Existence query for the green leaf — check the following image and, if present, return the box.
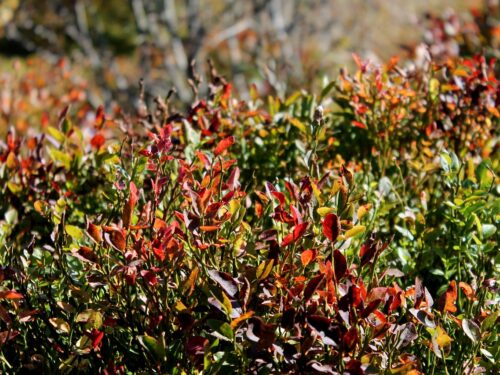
[207,320,234,341]
[48,147,72,169]
[62,118,72,134]
[320,81,336,101]
[439,152,452,173]
[462,319,480,342]
[482,224,496,239]
[138,335,166,362]
[4,208,17,225]
[480,348,495,363]
[481,311,498,332]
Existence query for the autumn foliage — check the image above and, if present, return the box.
[0,7,499,375]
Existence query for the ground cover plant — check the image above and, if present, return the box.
[0,4,499,375]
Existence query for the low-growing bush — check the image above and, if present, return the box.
[0,7,498,374]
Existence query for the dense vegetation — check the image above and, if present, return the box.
[0,4,498,375]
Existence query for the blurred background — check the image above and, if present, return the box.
[0,0,496,111]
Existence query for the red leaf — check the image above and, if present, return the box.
[304,274,324,302]
[281,222,308,247]
[94,105,105,129]
[271,191,286,207]
[153,247,165,262]
[333,249,347,281]
[140,270,158,286]
[255,202,263,218]
[361,299,382,318]
[322,214,340,242]
[281,232,295,247]
[214,136,235,156]
[352,53,364,69]
[343,326,359,351]
[78,246,98,263]
[87,329,104,349]
[227,167,240,190]
[186,336,208,357]
[222,83,232,102]
[352,121,367,129]
[90,133,105,149]
[359,236,377,267]
[196,150,211,168]
[306,315,338,346]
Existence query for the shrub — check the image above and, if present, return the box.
[0,8,498,374]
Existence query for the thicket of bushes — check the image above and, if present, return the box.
[0,5,498,375]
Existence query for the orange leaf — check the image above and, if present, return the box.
[122,182,138,229]
[0,290,23,299]
[230,311,254,329]
[214,136,235,156]
[301,249,316,266]
[109,230,126,251]
[199,225,219,232]
[87,223,102,243]
[438,281,457,313]
[458,281,475,301]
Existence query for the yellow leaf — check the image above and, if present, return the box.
[7,182,22,194]
[357,204,372,220]
[6,152,17,169]
[344,225,366,239]
[311,181,324,205]
[222,292,232,316]
[256,259,274,280]
[331,179,343,195]
[429,78,440,99]
[47,126,65,143]
[229,199,240,216]
[435,326,452,348]
[65,225,83,240]
[175,301,188,312]
[317,207,334,217]
[285,91,301,106]
[289,117,307,133]
[48,147,72,169]
[34,200,46,214]
[453,68,469,77]
[183,267,199,296]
